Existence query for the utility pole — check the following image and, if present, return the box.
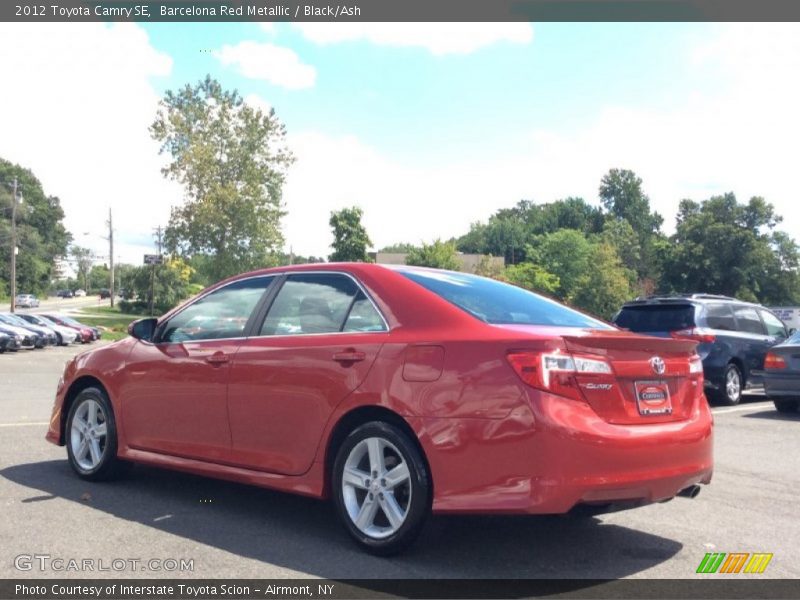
[9,177,18,313]
[149,226,163,316]
[107,208,115,308]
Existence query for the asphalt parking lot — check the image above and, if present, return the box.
[1,343,799,580]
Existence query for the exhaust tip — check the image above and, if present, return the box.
[677,484,701,499]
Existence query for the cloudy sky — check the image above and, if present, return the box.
[1,22,799,264]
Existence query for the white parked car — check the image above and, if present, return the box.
[14,294,40,308]
[73,289,87,297]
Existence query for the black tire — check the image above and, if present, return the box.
[774,399,800,414]
[713,363,743,406]
[65,387,130,481]
[332,421,431,556]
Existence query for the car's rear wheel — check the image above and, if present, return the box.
[66,387,129,480]
[333,422,430,555]
[714,363,742,405]
[774,399,799,413]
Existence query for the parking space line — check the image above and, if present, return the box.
[712,403,772,415]
[0,422,49,427]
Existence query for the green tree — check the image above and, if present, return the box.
[572,242,634,319]
[88,264,110,292]
[599,169,663,237]
[457,198,604,264]
[378,242,417,253]
[150,76,294,282]
[329,206,372,262]
[500,262,560,296]
[662,193,800,303]
[0,158,71,296]
[406,239,460,270]
[120,257,195,314]
[599,169,664,281]
[599,219,640,273]
[70,246,94,291]
[531,229,593,303]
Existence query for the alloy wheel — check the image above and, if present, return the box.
[69,399,108,471]
[341,437,412,539]
[726,368,741,403]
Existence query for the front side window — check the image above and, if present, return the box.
[733,306,766,335]
[399,268,612,329]
[260,273,386,336]
[160,276,274,343]
[759,309,787,338]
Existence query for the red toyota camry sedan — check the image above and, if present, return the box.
[47,264,713,554]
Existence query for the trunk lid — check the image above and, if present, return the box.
[562,331,703,424]
[496,325,705,425]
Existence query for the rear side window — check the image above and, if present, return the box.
[260,273,387,336]
[733,306,766,335]
[703,303,737,331]
[614,304,696,332]
[759,309,787,337]
[399,269,611,329]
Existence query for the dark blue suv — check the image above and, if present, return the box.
[613,294,790,405]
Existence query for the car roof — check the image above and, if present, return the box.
[621,294,766,309]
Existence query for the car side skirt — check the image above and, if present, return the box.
[119,447,326,498]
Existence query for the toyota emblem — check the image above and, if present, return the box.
[650,356,666,375]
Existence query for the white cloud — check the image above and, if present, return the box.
[294,23,533,55]
[282,132,531,257]
[0,22,180,265]
[244,93,273,115]
[284,24,800,256]
[214,41,316,89]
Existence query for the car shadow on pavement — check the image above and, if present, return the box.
[742,409,800,421]
[2,460,682,581]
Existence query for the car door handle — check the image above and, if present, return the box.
[205,352,230,366]
[333,350,366,363]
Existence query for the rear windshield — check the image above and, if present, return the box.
[614,304,696,332]
[399,269,612,329]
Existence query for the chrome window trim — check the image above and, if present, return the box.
[153,270,389,346]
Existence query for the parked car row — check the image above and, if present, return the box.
[612,293,799,413]
[0,312,101,353]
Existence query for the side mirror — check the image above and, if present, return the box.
[128,318,157,342]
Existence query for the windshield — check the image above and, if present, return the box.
[398,268,612,329]
[4,314,32,326]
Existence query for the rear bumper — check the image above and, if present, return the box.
[421,392,713,515]
[764,373,800,398]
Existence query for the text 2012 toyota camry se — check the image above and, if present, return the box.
[46,264,713,554]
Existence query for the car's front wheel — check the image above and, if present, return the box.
[66,387,129,480]
[774,399,799,413]
[333,422,431,555]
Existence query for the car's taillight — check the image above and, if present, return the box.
[689,354,704,374]
[670,328,716,344]
[507,351,612,401]
[764,352,787,369]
